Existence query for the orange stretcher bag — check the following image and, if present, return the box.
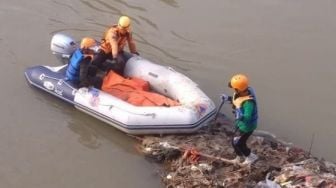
[101,71,179,106]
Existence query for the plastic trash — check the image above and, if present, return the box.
[256,173,281,188]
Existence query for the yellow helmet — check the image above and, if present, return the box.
[80,37,97,49]
[229,74,249,92]
[118,16,131,29]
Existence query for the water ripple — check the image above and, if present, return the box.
[159,0,179,8]
[50,28,102,35]
[51,0,80,15]
[48,18,66,25]
[138,16,158,30]
[135,33,177,60]
[79,0,118,15]
[134,33,193,71]
[90,0,121,13]
[85,0,142,26]
[85,18,110,28]
[171,30,197,43]
[114,0,147,12]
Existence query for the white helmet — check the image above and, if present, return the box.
[50,33,78,57]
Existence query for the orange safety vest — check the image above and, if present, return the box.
[100,25,136,55]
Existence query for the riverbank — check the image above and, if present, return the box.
[134,114,336,187]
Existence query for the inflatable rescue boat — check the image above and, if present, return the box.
[24,34,216,135]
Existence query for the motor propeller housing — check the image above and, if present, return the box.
[50,33,78,58]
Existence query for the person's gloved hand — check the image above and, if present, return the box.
[111,58,117,64]
[116,55,124,64]
[235,108,243,120]
[221,94,231,102]
[111,55,122,64]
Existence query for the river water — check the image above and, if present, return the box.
[0,0,335,187]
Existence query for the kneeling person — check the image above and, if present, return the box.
[65,37,102,88]
[92,16,139,75]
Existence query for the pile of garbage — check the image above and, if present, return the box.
[135,114,336,187]
[270,159,336,187]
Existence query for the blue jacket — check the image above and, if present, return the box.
[65,49,84,81]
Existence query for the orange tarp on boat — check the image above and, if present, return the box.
[101,71,180,106]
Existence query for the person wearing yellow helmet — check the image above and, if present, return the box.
[92,15,139,75]
[221,74,259,165]
[65,37,102,88]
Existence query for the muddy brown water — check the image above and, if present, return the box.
[0,0,335,187]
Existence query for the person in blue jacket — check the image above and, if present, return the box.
[65,37,102,88]
[221,74,259,165]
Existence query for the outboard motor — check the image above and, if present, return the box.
[51,33,78,62]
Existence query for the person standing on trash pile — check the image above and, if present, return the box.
[65,37,102,89]
[221,74,259,165]
[91,15,139,75]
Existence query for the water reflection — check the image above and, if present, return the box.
[67,110,140,153]
[30,88,74,115]
[67,111,102,149]
[30,87,138,152]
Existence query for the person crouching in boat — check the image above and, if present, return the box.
[91,15,139,75]
[221,74,259,165]
[65,37,102,89]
